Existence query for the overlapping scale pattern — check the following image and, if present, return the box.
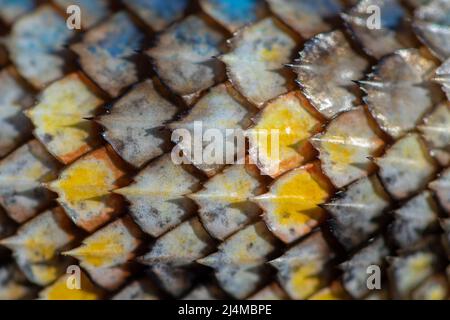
[0,0,449,301]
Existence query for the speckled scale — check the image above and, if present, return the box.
[270,231,335,300]
[190,164,264,240]
[292,30,369,119]
[4,5,72,88]
[342,0,415,59]
[360,49,441,139]
[418,102,450,166]
[123,0,189,31]
[139,217,215,267]
[413,0,450,61]
[71,12,144,97]
[390,191,440,249]
[200,0,267,32]
[198,222,279,299]
[0,0,35,25]
[97,79,179,168]
[53,0,110,29]
[220,18,297,107]
[0,140,60,223]
[267,0,342,38]
[341,237,390,299]
[325,175,391,250]
[434,59,450,99]
[429,167,450,214]
[115,154,201,237]
[64,216,142,290]
[147,15,225,104]
[0,67,33,158]
[376,133,437,200]
[0,207,77,286]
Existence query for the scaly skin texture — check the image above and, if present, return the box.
[0,0,449,300]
